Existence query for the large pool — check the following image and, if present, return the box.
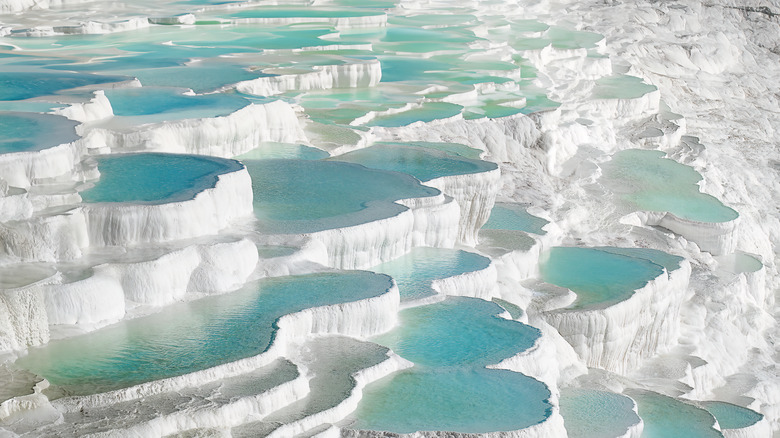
[80,153,244,205]
[16,271,393,395]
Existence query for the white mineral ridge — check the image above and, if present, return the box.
[40,238,258,332]
[623,211,739,256]
[543,260,692,375]
[55,90,115,123]
[0,207,89,262]
[83,165,253,246]
[297,192,460,270]
[424,166,500,246]
[266,352,413,438]
[0,280,52,351]
[430,259,499,302]
[51,280,400,407]
[0,139,89,189]
[234,60,382,96]
[88,100,305,158]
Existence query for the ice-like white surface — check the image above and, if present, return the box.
[89,100,305,158]
[84,163,253,246]
[235,60,382,97]
[542,260,692,374]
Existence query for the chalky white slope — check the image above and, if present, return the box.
[0,0,777,436]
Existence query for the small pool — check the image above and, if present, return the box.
[560,388,641,438]
[351,368,552,434]
[16,271,393,395]
[540,247,681,310]
[374,297,540,367]
[227,8,384,19]
[602,149,739,223]
[80,153,243,205]
[0,71,129,101]
[627,390,723,438]
[330,143,496,182]
[0,112,80,154]
[104,87,251,120]
[236,143,329,161]
[366,102,463,127]
[350,297,549,434]
[701,401,763,430]
[370,247,491,302]
[592,75,657,100]
[246,159,439,234]
[483,203,549,235]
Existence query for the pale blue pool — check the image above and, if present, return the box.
[628,390,723,438]
[560,388,641,438]
[245,159,439,234]
[0,112,80,154]
[603,149,739,223]
[592,75,657,99]
[374,297,540,367]
[370,247,491,302]
[483,203,549,235]
[330,143,496,182]
[540,247,680,310]
[105,87,251,120]
[80,153,243,205]
[701,401,763,430]
[0,71,129,101]
[16,271,393,395]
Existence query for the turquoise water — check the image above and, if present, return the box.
[351,297,549,434]
[716,252,763,274]
[235,143,329,160]
[80,153,243,205]
[16,272,392,395]
[370,247,491,302]
[592,75,657,99]
[483,203,549,235]
[560,388,641,438]
[628,391,723,438]
[228,8,384,19]
[0,112,80,154]
[540,247,678,310]
[104,87,251,119]
[352,368,551,434]
[603,149,738,223]
[375,297,540,367]
[366,102,463,127]
[245,159,439,234]
[129,64,273,94]
[701,401,763,430]
[375,141,482,159]
[331,143,496,182]
[0,71,129,101]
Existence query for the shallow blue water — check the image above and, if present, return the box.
[105,87,251,119]
[352,297,549,434]
[701,401,763,430]
[331,143,496,182]
[0,71,129,101]
[540,247,675,310]
[560,388,641,438]
[370,247,491,301]
[603,149,738,223]
[352,368,551,434]
[0,112,80,154]
[628,391,723,438]
[366,102,463,127]
[245,159,439,234]
[592,75,657,99]
[375,297,540,367]
[80,153,243,204]
[483,203,549,235]
[16,272,392,395]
